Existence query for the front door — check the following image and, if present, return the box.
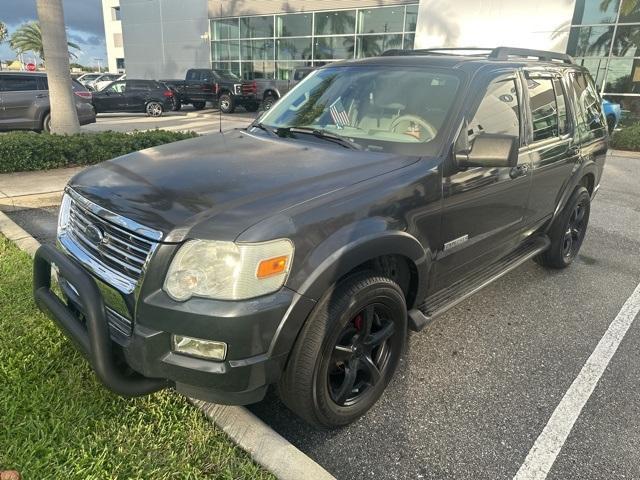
[435,73,533,289]
[94,80,126,112]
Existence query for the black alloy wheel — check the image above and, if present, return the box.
[328,304,396,407]
[562,197,588,261]
[535,186,591,269]
[278,272,407,428]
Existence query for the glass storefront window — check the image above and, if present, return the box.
[211,41,240,62]
[276,13,312,37]
[357,34,403,58]
[241,60,275,80]
[240,40,273,61]
[619,0,640,23]
[276,61,309,80]
[572,0,620,24]
[240,16,274,39]
[404,34,416,50]
[567,26,614,56]
[405,5,419,32]
[213,62,241,77]
[575,57,609,89]
[358,6,405,34]
[212,18,239,40]
[277,38,313,61]
[315,37,355,60]
[612,25,640,56]
[604,57,640,93]
[314,10,356,36]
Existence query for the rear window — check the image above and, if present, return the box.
[0,75,42,92]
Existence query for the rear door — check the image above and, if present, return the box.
[523,71,577,223]
[125,80,150,111]
[0,74,41,129]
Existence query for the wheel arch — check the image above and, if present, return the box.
[548,162,598,231]
[263,89,279,100]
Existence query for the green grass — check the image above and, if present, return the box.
[0,237,274,480]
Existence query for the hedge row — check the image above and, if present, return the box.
[0,130,199,174]
[610,122,640,152]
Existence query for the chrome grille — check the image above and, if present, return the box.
[60,191,161,294]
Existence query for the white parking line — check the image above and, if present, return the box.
[514,281,640,480]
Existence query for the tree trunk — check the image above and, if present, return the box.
[36,0,80,134]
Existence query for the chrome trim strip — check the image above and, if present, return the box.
[66,187,163,241]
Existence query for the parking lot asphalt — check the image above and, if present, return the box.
[81,106,257,135]
[6,153,639,480]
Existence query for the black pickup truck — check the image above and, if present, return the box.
[35,47,607,428]
[163,68,259,113]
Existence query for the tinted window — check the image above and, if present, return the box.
[0,75,41,92]
[569,71,605,140]
[553,78,570,136]
[469,79,520,143]
[528,78,559,142]
[128,80,155,90]
[105,81,126,93]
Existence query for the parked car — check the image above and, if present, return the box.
[163,68,259,114]
[603,98,621,133]
[34,47,608,428]
[0,72,95,132]
[252,67,316,110]
[76,72,103,87]
[88,73,123,92]
[91,79,174,117]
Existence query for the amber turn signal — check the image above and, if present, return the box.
[257,255,288,279]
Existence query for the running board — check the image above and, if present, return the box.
[414,236,550,329]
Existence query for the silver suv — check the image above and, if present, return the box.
[0,72,96,133]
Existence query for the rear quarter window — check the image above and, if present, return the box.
[568,71,606,142]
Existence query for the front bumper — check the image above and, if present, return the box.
[33,244,316,404]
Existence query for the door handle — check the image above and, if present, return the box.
[510,164,529,179]
[36,93,48,98]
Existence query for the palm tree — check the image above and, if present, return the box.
[587,0,640,56]
[36,0,80,134]
[10,21,79,61]
[0,21,7,44]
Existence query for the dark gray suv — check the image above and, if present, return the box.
[0,72,96,132]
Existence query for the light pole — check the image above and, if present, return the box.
[94,57,103,73]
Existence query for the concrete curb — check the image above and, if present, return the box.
[192,400,335,480]
[0,209,335,480]
[609,149,640,159]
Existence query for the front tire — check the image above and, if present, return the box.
[146,101,164,117]
[262,95,277,111]
[278,272,407,428]
[606,114,617,134]
[536,186,591,269]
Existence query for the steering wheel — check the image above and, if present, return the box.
[389,115,438,141]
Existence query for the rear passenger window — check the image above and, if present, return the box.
[569,72,605,141]
[552,78,569,136]
[0,75,40,92]
[527,78,558,142]
[468,79,520,143]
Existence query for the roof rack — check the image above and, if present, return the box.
[381,46,575,64]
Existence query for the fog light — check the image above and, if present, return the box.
[172,335,227,361]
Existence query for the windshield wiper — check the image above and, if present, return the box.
[280,127,362,150]
[249,122,277,136]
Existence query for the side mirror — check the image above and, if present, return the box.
[456,133,519,169]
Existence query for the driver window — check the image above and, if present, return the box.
[468,79,520,145]
[106,81,126,93]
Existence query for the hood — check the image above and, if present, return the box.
[69,131,418,241]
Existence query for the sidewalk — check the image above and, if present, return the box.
[0,166,82,211]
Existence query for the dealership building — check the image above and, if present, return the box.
[109,0,639,114]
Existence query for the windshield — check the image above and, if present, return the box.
[258,65,461,154]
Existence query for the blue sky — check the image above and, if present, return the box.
[0,0,107,67]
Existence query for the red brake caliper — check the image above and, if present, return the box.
[354,314,363,331]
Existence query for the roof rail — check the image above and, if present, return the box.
[488,47,575,64]
[381,46,575,64]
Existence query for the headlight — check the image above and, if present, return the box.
[164,239,294,301]
[57,193,72,236]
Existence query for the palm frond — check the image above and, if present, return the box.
[9,21,80,60]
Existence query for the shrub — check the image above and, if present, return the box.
[610,122,640,152]
[0,130,199,174]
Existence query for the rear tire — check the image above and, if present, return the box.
[42,113,51,133]
[192,101,206,110]
[219,93,235,114]
[536,186,590,269]
[278,271,407,428]
[606,114,617,134]
[145,101,164,117]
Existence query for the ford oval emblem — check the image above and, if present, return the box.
[85,224,105,245]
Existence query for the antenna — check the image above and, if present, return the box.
[219,100,222,134]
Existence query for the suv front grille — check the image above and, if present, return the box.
[59,190,162,295]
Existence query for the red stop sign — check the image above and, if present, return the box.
[26,63,36,71]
